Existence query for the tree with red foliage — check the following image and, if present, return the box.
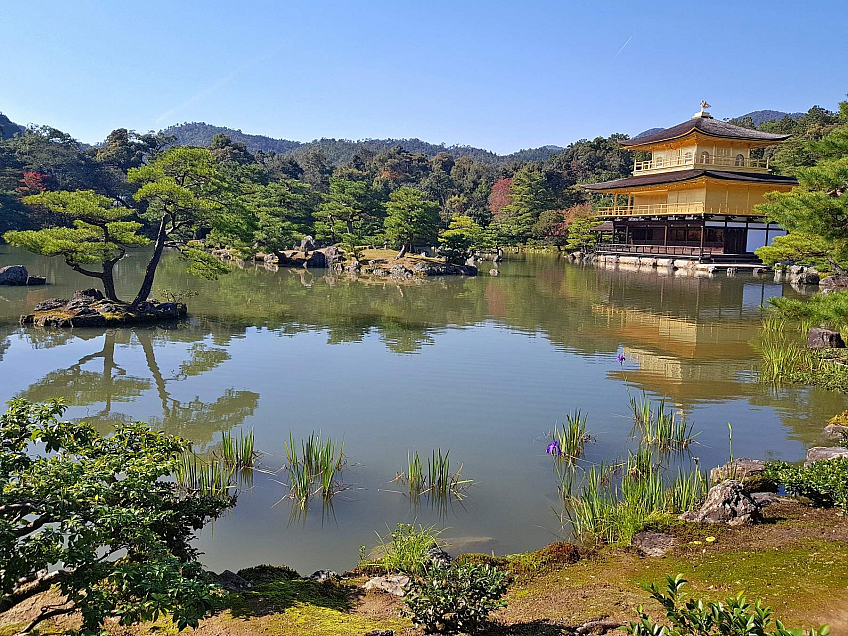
[488,177,512,220]
[15,171,55,195]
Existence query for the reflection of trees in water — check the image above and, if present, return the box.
[16,327,258,445]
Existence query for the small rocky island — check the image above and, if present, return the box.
[20,289,186,328]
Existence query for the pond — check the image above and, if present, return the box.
[1,246,845,574]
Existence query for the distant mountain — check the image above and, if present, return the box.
[159,121,564,165]
[0,113,25,140]
[634,127,663,139]
[737,110,805,126]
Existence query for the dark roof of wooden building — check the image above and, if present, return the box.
[621,117,791,147]
[582,169,798,191]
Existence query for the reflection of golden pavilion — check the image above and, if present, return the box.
[584,103,797,261]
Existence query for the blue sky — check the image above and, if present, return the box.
[2,0,846,154]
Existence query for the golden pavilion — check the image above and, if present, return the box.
[583,103,798,262]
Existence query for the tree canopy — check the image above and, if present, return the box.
[0,399,232,633]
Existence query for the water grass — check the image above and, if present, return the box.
[396,448,472,502]
[175,452,236,499]
[373,522,444,575]
[562,449,707,546]
[549,410,591,462]
[629,394,697,450]
[219,429,257,469]
[284,431,346,506]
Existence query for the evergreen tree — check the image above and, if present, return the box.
[384,187,439,258]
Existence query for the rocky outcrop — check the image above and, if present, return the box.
[680,480,761,526]
[213,570,251,592]
[20,292,187,328]
[307,570,339,582]
[820,275,848,291]
[360,259,477,278]
[0,265,29,286]
[807,327,846,349]
[805,447,848,466]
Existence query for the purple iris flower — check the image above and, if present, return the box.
[617,353,626,365]
[546,440,561,456]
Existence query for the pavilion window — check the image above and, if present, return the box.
[684,151,693,163]
[699,151,711,164]
[655,155,664,167]
[735,153,745,166]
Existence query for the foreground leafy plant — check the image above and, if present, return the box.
[0,399,233,633]
[764,458,848,509]
[403,562,508,634]
[624,574,829,635]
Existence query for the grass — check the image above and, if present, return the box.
[756,318,848,393]
[395,448,472,504]
[174,452,235,499]
[284,431,346,507]
[219,429,257,469]
[629,394,697,450]
[549,410,591,463]
[371,522,444,575]
[562,448,707,546]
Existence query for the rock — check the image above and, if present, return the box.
[263,253,277,263]
[304,251,326,268]
[346,258,361,272]
[34,298,68,312]
[805,447,848,466]
[0,265,28,286]
[363,574,409,597]
[364,631,395,636]
[155,302,188,318]
[214,570,251,592]
[710,458,766,484]
[73,288,104,302]
[389,264,411,279]
[680,480,761,526]
[632,531,677,557]
[820,275,848,290]
[807,327,846,349]
[307,570,338,582]
[300,235,316,252]
[322,246,341,262]
[824,423,848,439]
[574,620,625,635]
[425,545,452,567]
[752,267,766,276]
[752,492,782,507]
[489,268,499,276]
[795,271,821,285]
[26,275,46,286]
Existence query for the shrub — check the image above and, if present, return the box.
[764,459,848,509]
[403,562,509,634]
[624,574,829,635]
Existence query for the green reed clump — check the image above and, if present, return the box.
[175,452,235,499]
[396,448,472,501]
[629,394,697,450]
[284,431,346,505]
[374,522,445,575]
[550,410,591,462]
[563,449,706,546]
[220,429,257,469]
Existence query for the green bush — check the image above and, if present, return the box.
[625,574,829,636]
[403,562,509,634]
[374,522,443,575]
[764,458,848,509]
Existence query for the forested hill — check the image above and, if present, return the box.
[0,113,25,140]
[160,121,565,165]
[737,110,805,126]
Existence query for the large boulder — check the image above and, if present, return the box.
[805,446,848,466]
[300,235,316,253]
[73,288,105,302]
[710,458,767,484]
[304,250,327,268]
[807,328,846,349]
[213,570,251,592]
[0,265,28,286]
[680,480,761,526]
[26,275,47,286]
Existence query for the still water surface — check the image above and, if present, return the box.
[1,246,845,573]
